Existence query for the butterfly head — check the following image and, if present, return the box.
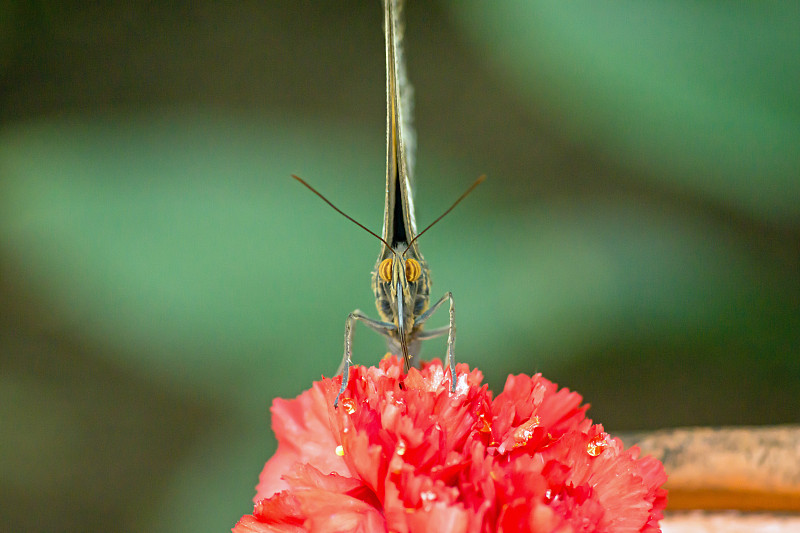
[373,246,431,332]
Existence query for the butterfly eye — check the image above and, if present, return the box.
[405,258,421,282]
[379,258,393,282]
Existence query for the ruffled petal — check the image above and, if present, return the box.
[255,382,349,501]
[237,356,667,533]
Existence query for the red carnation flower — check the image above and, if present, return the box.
[234,356,667,532]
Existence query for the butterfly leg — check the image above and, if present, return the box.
[336,310,396,407]
[414,292,456,392]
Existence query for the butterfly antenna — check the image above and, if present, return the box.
[404,175,486,253]
[293,175,394,252]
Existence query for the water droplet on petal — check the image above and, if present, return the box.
[335,445,345,456]
[340,397,357,414]
[395,439,407,456]
[587,434,608,457]
[420,490,436,509]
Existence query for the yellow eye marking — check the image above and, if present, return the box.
[379,258,393,282]
[379,257,421,283]
[405,258,421,282]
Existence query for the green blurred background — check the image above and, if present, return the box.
[1,1,798,531]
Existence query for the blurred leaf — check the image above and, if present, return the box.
[0,112,389,395]
[3,111,795,404]
[449,0,800,221]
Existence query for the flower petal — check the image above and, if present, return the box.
[239,356,667,532]
[255,381,349,501]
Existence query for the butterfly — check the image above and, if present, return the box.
[293,0,483,406]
